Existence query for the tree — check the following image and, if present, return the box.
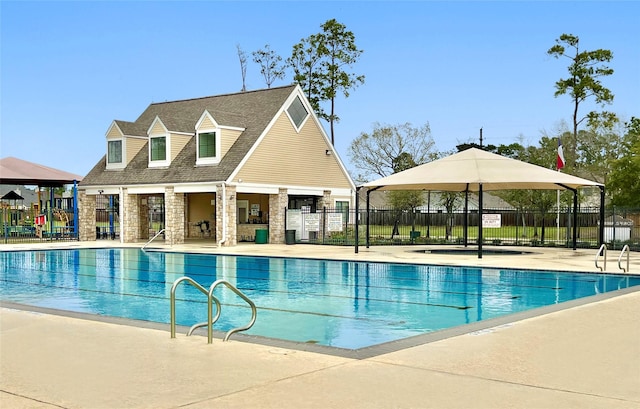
[316,19,365,145]
[492,141,559,242]
[388,152,423,223]
[348,122,436,183]
[288,34,324,117]
[608,117,640,207]
[288,19,365,145]
[252,44,286,89]
[576,122,624,184]
[547,33,616,169]
[439,192,462,240]
[236,44,248,92]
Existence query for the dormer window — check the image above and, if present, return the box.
[196,130,220,165]
[198,132,216,158]
[149,135,169,167]
[287,96,308,129]
[108,140,122,164]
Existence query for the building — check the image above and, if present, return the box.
[79,85,356,245]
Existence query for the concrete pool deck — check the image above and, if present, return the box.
[1,242,639,408]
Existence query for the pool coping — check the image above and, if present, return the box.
[3,285,639,359]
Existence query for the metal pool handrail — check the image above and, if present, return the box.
[595,244,607,271]
[617,245,630,273]
[142,228,168,250]
[170,277,257,344]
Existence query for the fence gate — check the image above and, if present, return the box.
[96,194,119,239]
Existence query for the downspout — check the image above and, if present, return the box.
[217,183,227,247]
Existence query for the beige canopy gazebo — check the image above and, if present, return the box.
[356,148,605,257]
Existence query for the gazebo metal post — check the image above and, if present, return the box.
[366,187,382,249]
[366,188,370,248]
[463,187,469,247]
[599,186,605,246]
[355,187,360,253]
[572,189,578,250]
[478,184,483,259]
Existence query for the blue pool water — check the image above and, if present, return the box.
[1,248,639,350]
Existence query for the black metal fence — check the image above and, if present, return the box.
[96,194,120,240]
[287,206,640,251]
[1,201,78,244]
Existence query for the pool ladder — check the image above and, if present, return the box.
[170,277,257,344]
[595,244,631,273]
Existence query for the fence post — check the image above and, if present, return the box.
[322,206,326,244]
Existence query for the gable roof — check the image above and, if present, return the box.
[80,85,298,187]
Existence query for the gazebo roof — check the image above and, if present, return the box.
[361,148,602,192]
[0,157,83,187]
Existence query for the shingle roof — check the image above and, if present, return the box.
[114,120,147,136]
[81,85,297,187]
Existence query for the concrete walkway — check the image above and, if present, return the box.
[1,243,639,408]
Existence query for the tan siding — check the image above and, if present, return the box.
[170,133,191,161]
[107,125,123,139]
[150,121,166,135]
[236,113,352,189]
[198,116,215,130]
[126,138,146,165]
[221,129,242,157]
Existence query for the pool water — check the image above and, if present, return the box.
[1,248,639,350]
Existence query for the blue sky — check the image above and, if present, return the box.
[1,1,638,178]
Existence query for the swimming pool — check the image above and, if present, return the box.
[1,248,639,351]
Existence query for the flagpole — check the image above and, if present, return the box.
[556,137,565,244]
[557,181,560,243]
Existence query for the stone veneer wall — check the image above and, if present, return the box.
[78,191,96,241]
[215,185,237,246]
[318,190,332,234]
[122,189,140,242]
[164,187,185,245]
[269,188,288,243]
[318,190,332,210]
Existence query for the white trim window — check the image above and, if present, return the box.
[196,129,221,165]
[286,95,309,130]
[149,135,169,167]
[107,139,125,169]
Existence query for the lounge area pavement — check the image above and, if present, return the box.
[1,243,639,408]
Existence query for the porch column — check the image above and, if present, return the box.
[216,184,237,246]
[78,190,96,241]
[122,189,140,243]
[269,188,288,243]
[164,187,185,245]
